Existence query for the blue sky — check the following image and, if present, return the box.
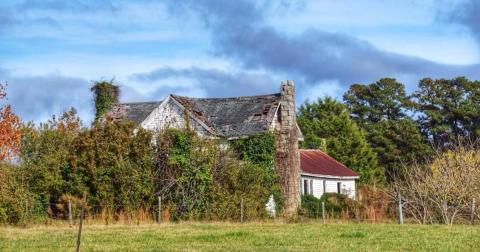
[1,0,480,123]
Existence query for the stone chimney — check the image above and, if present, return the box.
[274,80,301,216]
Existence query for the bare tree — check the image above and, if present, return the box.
[393,141,480,224]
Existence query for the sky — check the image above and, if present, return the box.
[1,0,480,124]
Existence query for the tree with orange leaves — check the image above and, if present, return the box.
[0,82,21,161]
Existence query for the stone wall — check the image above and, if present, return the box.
[274,80,301,216]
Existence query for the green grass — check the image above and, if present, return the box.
[1,221,479,251]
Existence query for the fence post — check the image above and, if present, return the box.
[76,193,86,252]
[397,191,403,224]
[240,198,244,223]
[322,201,326,224]
[24,199,28,221]
[471,198,476,225]
[158,196,162,224]
[68,200,73,227]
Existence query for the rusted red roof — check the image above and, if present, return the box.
[300,149,358,177]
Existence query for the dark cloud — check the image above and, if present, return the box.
[165,0,480,88]
[444,0,480,45]
[0,68,93,123]
[131,67,277,98]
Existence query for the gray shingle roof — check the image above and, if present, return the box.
[108,101,162,125]
[171,93,281,138]
[106,93,283,138]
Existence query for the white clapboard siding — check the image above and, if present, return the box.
[301,175,356,199]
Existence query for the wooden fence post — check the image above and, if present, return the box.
[397,191,403,224]
[322,201,326,224]
[76,193,86,252]
[158,196,162,224]
[240,198,244,223]
[68,200,73,228]
[471,198,476,225]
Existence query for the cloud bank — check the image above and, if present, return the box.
[0,68,93,123]
[163,0,480,89]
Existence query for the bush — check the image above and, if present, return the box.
[301,193,360,218]
[0,163,27,224]
[156,129,282,221]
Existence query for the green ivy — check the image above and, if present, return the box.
[230,132,283,213]
[230,132,275,168]
[91,80,120,120]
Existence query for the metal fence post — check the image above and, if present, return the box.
[76,192,86,252]
[471,198,476,225]
[25,199,28,221]
[240,198,244,223]
[322,201,326,224]
[158,196,162,224]
[68,200,73,227]
[397,191,404,224]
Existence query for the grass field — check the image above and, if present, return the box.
[1,221,479,251]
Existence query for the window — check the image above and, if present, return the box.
[302,179,314,195]
[303,179,308,195]
[337,182,341,194]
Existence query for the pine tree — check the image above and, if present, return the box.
[343,78,431,180]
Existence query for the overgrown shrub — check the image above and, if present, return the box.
[157,129,282,221]
[73,119,156,215]
[301,193,360,219]
[394,142,480,224]
[0,163,26,224]
[19,112,156,222]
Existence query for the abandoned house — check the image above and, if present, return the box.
[104,81,358,211]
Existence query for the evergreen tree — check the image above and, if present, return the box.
[412,77,480,147]
[298,97,383,184]
[343,78,431,179]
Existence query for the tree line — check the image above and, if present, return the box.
[1,76,480,224]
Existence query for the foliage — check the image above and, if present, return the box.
[230,132,275,168]
[0,162,27,224]
[411,77,480,147]
[19,110,156,220]
[344,78,409,124]
[230,132,283,212]
[91,80,120,120]
[301,193,359,218]
[343,78,431,180]
[73,119,156,214]
[0,83,21,161]
[19,108,82,208]
[156,128,217,220]
[394,141,480,224]
[297,97,383,183]
[157,129,281,220]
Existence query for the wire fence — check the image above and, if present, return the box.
[18,194,480,225]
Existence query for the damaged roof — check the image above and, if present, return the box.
[107,101,162,125]
[171,93,281,138]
